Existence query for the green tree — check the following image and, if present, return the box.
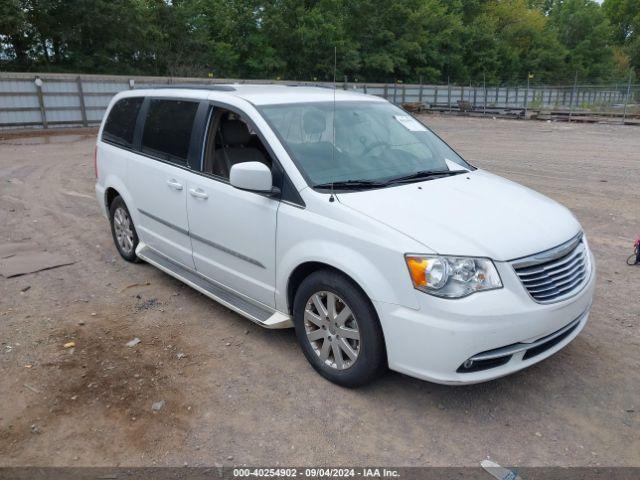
[0,0,29,65]
[447,0,567,84]
[493,0,567,83]
[602,0,639,73]
[0,0,625,84]
[548,0,617,81]
[344,0,464,83]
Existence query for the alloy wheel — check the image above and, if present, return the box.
[113,207,134,255]
[303,291,361,370]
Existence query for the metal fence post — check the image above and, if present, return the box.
[402,83,406,104]
[569,71,578,123]
[76,76,88,127]
[383,84,388,100]
[622,70,633,125]
[34,76,48,129]
[434,85,439,105]
[447,77,451,112]
[524,75,530,118]
[418,81,423,104]
[483,73,487,116]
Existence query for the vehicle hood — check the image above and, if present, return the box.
[336,170,581,261]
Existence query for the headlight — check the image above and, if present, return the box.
[405,254,502,298]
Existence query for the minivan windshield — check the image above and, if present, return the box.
[259,101,473,189]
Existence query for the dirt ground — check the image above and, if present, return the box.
[0,116,638,467]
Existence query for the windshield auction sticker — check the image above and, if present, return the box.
[393,115,428,132]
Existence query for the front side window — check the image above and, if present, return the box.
[141,99,199,165]
[202,108,273,180]
[259,101,472,188]
[102,97,143,148]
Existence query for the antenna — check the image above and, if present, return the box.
[329,46,337,203]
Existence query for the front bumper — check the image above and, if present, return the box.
[375,251,596,384]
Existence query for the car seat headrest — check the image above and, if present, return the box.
[221,119,251,146]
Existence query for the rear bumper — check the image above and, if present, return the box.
[375,252,596,385]
[95,182,107,217]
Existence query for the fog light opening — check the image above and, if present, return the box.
[456,355,512,373]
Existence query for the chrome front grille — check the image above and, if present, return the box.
[511,233,590,303]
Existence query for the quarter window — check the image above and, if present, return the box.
[141,99,199,165]
[102,97,143,148]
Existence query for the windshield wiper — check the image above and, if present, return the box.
[313,179,387,190]
[382,169,468,185]
[313,170,467,191]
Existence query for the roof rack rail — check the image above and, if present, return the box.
[284,83,333,89]
[142,84,236,92]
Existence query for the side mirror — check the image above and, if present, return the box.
[229,162,274,193]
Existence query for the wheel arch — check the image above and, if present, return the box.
[287,261,390,371]
[101,175,138,225]
[287,262,372,316]
[278,239,419,316]
[105,186,120,212]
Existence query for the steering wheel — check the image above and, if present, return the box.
[361,141,388,156]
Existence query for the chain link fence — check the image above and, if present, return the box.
[1,72,638,130]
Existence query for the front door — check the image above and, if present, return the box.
[186,107,279,307]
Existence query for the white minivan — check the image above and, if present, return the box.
[95,85,595,387]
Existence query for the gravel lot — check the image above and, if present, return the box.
[0,116,638,467]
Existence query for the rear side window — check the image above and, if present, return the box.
[141,99,199,165]
[102,97,143,148]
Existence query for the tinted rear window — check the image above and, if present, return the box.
[102,97,143,148]
[141,99,199,165]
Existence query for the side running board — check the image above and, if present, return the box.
[136,244,292,329]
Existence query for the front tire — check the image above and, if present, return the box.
[109,196,140,263]
[293,270,386,387]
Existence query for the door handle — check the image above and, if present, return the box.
[189,188,209,199]
[166,179,183,190]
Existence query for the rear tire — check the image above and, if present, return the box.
[293,269,386,387]
[109,196,140,263]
